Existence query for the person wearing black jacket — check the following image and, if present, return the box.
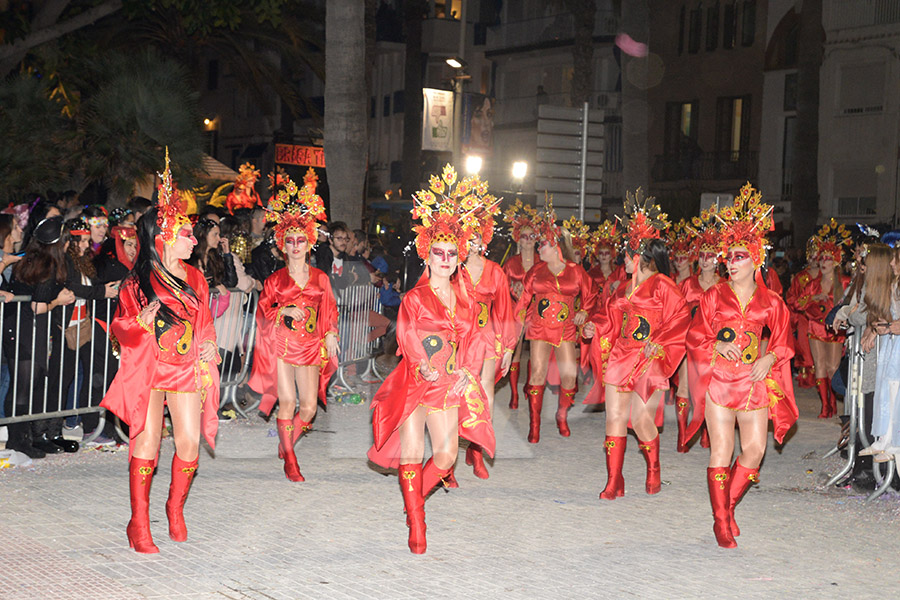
[187,218,238,292]
[2,217,76,458]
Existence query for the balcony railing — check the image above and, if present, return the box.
[824,0,900,31]
[486,10,618,51]
[652,151,759,182]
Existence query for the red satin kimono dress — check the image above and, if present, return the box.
[797,273,850,344]
[785,268,818,373]
[468,259,517,380]
[584,272,690,404]
[515,261,596,346]
[502,254,530,302]
[248,267,339,410]
[101,265,220,463]
[368,273,495,469]
[685,282,798,442]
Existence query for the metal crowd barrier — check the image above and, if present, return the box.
[0,296,116,445]
[825,327,898,499]
[329,283,387,396]
[209,288,260,418]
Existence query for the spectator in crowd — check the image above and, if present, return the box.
[219,215,253,267]
[2,217,76,458]
[248,227,284,283]
[96,225,138,284]
[312,221,364,289]
[187,218,238,299]
[0,214,22,419]
[127,197,153,221]
[249,206,267,250]
[21,199,62,248]
[82,205,110,256]
[57,190,80,214]
[198,208,222,223]
[108,207,135,227]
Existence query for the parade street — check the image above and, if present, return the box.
[2,383,898,600]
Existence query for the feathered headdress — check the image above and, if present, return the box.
[589,220,620,259]
[666,218,695,259]
[619,188,669,256]
[689,206,721,256]
[562,216,591,258]
[812,218,852,263]
[264,170,327,250]
[470,194,502,249]
[502,199,539,242]
[715,182,774,268]
[225,162,262,213]
[535,193,562,245]
[156,147,191,246]
[411,164,487,262]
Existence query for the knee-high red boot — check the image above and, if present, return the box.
[556,386,577,437]
[599,436,626,500]
[466,444,489,479]
[276,419,304,482]
[728,459,759,537]
[399,463,426,554]
[525,384,544,443]
[166,454,198,542]
[278,415,312,458]
[828,385,839,419]
[816,378,831,419]
[126,457,159,554]
[422,457,453,496]
[638,435,661,494]
[675,396,690,453]
[508,362,521,409]
[707,467,737,548]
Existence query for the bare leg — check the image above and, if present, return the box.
[630,389,663,442]
[399,405,428,465]
[528,340,552,386]
[166,392,202,461]
[733,408,768,469]
[294,365,319,422]
[604,385,630,437]
[480,357,497,417]
[275,358,297,420]
[554,342,578,390]
[425,407,460,471]
[706,398,738,468]
[131,389,165,460]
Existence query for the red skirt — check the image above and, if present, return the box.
[151,361,201,394]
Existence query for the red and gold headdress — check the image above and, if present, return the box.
[812,218,852,263]
[535,193,562,245]
[156,148,191,246]
[562,216,591,258]
[715,182,774,268]
[111,224,139,270]
[225,162,262,213]
[619,188,669,256]
[411,164,487,262]
[469,183,502,248]
[666,218,695,260]
[502,199,539,242]
[264,170,327,250]
[589,220,620,259]
[689,205,721,256]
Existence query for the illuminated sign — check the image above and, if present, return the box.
[275,144,326,168]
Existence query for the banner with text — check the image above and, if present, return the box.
[422,88,454,152]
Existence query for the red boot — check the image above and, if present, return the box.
[638,435,661,494]
[445,467,459,489]
[828,386,839,419]
[707,467,737,548]
[599,436,626,500]
[422,457,453,496]
[126,457,159,554]
[399,463,426,554]
[675,396,690,453]
[166,454,198,542]
[508,362,521,409]
[699,426,710,448]
[815,378,831,419]
[468,444,489,479]
[556,386,576,437]
[728,459,759,537]
[277,415,312,458]
[525,384,544,444]
[276,418,304,482]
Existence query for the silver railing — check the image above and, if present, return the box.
[209,288,260,418]
[329,283,387,397]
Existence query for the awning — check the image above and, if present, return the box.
[198,154,239,181]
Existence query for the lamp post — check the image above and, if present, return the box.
[446,57,470,171]
[512,161,528,201]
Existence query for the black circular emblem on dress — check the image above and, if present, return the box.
[716,327,736,343]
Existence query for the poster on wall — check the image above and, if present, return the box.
[422,88,454,151]
[461,93,494,156]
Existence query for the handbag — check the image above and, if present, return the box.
[65,316,92,350]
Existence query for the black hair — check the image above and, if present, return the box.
[21,199,58,248]
[641,238,670,277]
[188,218,225,286]
[127,197,153,215]
[132,209,197,329]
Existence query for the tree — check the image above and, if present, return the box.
[564,0,596,106]
[324,0,367,227]
[792,0,824,244]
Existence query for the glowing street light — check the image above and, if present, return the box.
[465,155,483,175]
[512,161,528,180]
[445,57,466,69]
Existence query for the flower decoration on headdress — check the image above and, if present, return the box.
[470,196,502,249]
[265,170,327,251]
[3,203,29,231]
[562,216,591,258]
[688,205,721,257]
[225,162,262,213]
[86,205,109,231]
[589,220,620,259]
[534,193,562,246]
[411,164,489,262]
[65,217,90,237]
[108,207,132,227]
[502,199,539,242]
[268,166,292,191]
[715,182,774,268]
[619,188,669,256]
[156,147,192,246]
[666,218,695,260]
[812,218,852,263]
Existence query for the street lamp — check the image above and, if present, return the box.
[512,161,528,181]
[445,57,467,69]
[465,155,483,175]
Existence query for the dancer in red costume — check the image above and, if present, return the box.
[501,200,540,409]
[101,151,221,554]
[785,242,819,388]
[668,219,694,286]
[674,209,722,452]
[586,220,625,301]
[514,200,595,442]
[685,183,798,548]
[248,169,339,481]
[462,200,516,479]
[368,165,495,554]
[584,189,689,499]
[798,219,852,418]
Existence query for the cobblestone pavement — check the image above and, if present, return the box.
[2,379,899,600]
